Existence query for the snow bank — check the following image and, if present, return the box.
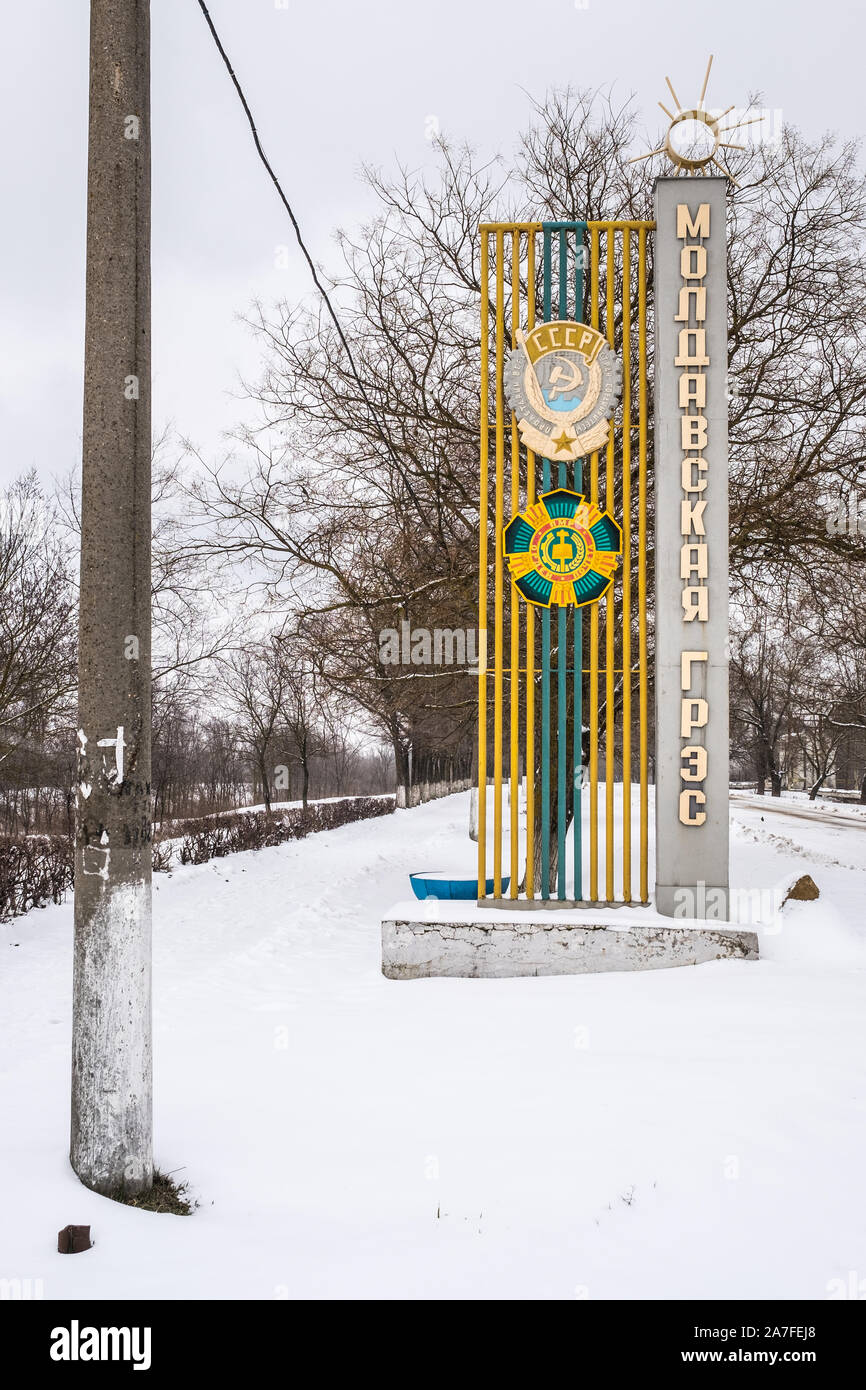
[1,791,864,1299]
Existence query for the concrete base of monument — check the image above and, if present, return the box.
[381,899,759,979]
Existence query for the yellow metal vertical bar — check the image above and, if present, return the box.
[509,230,520,898]
[588,226,600,901]
[477,231,489,898]
[621,229,632,903]
[525,233,536,899]
[638,225,649,903]
[493,231,505,896]
[604,226,615,904]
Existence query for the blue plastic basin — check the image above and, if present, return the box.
[410,871,509,901]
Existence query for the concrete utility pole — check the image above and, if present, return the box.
[71,0,153,1195]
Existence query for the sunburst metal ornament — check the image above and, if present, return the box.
[628,55,760,188]
[503,489,622,609]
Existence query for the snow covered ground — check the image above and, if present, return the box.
[1,790,864,1300]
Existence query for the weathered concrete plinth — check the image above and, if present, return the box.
[381,901,758,979]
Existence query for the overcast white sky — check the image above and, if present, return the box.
[1,0,863,491]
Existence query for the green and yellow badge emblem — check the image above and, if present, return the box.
[503,488,622,609]
[504,320,621,462]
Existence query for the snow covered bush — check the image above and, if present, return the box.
[0,834,73,920]
[171,796,394,867]
[0,797,394,919]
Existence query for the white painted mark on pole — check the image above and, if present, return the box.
[97,727,126,785]
[82,846,110,880]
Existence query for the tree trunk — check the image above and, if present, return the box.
[392,734,410,808]
[468,737,479,840]
[259,754,272,812]
[530,771,574,896]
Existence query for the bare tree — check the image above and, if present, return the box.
[220,641,292,813]
[0,473,76,770]
[177,90,866,873]
[273,635,326,812]
[797,699,843,800]
[730,614,800,796]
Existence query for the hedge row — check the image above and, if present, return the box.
[0,834,74,920]
[171,797,394,866]
[0,796,394,922]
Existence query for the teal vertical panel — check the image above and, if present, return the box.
[540,230,552,899]
[556,228,568,898]
[538,221,589,901]
[538,221,588,901]
[573,224,586,900]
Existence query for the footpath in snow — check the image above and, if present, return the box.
[1,790,864,1300]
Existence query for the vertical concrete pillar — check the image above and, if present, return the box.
[71,0,153,1195]
[654,177,729,919]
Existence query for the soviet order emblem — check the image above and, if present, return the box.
[504,320,621,461]
[503,488,622,608]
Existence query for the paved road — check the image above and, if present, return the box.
[733,796,866,832]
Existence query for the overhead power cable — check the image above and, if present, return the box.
[194,0,404,471]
